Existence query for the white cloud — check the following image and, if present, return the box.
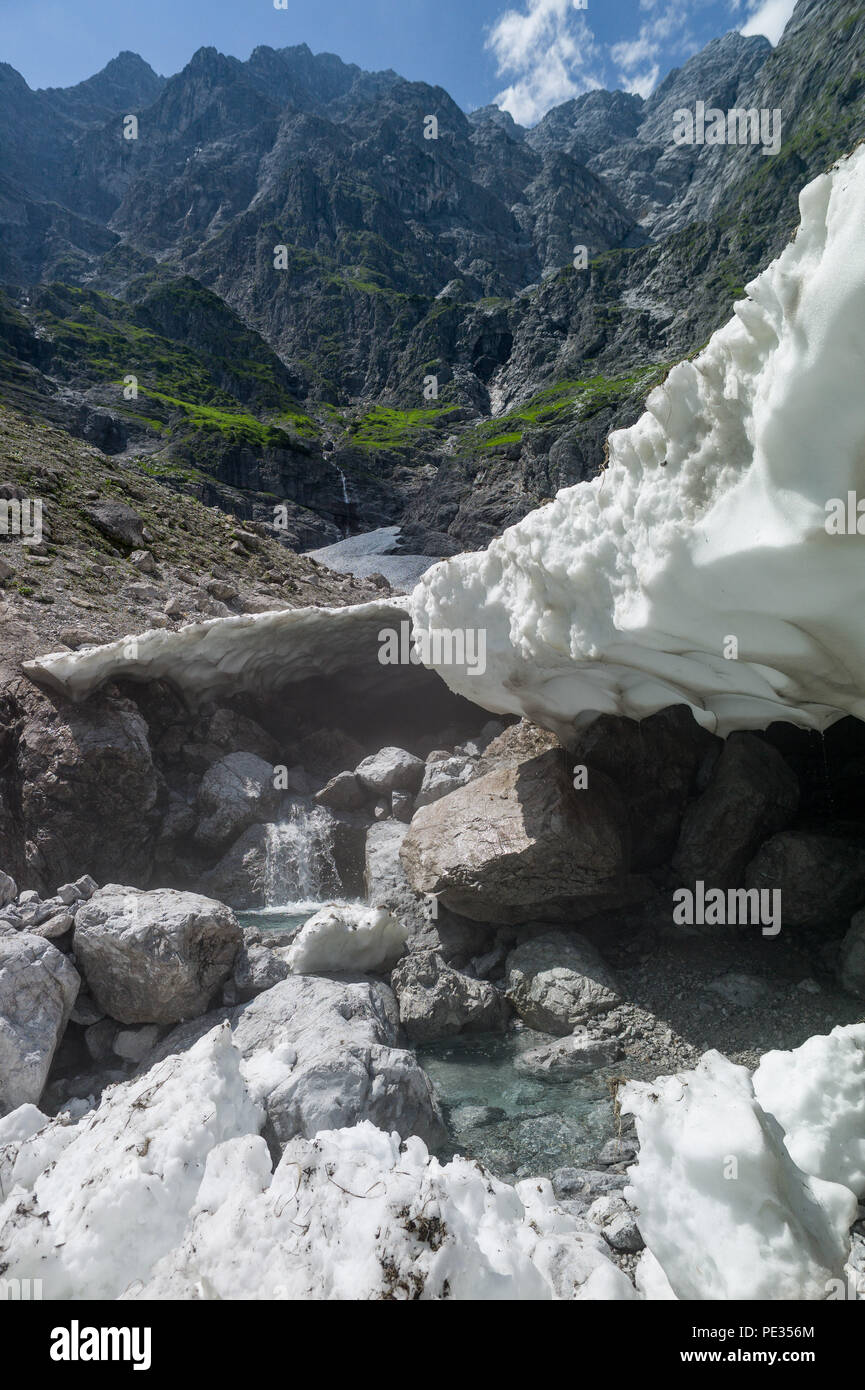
[486,0,604,126]
[739,0,797,45]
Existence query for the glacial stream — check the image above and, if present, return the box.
[239,808,621,1181]
[418,1031,620,1182]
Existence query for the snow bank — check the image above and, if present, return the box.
[0,1023,263,1299]
[410,145,865,737]
[621,1050,858,1300]
[130,1121,634,1300]
[23,600,406,703]
[286,904,409,975]
[754,1023,865,1198]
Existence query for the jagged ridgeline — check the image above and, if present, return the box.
[0,0,863,551]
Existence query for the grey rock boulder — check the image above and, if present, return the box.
[414,755,478,809]
[514,1032,624,1079]
[586,1194,644,1253]
[0,932,80,1114]
[148,974,446,1151]
[195,752,280,852]
[390,950,510,1042]
[198,823,270,910]
[505,931,621,1034]
[74,886,241,1025]
[673,733,798,887]
[314,771,367,811]
[0,871,17,908]
[400,749,629,923]
[746,831,865,930]
[231,940,292,1002]
[355,747,424,797]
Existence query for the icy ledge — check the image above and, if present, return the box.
[411,145,865,737]
[22,600,407,703]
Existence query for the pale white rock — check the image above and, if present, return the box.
[409,146,865,738]
[753,1024,865,1198]
[622,1050,858,1300]
[73,886,241,1025]
[286,903,408,975]
[355,746,424,796]
[0,933,80,1114]
[113,1024,162,1064]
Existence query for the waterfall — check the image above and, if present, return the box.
[263,804,340,909]
[334,464,352,536]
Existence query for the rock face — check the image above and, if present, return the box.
[195,752,280,852]
[746,832,865,930]
[400,749,629,923]
[354,747,424,797]
[672,734,799,886]
[505,932,621,1035]
[390,950,510,1042]
[0,932,80,1113]
[15,687,159,892]
[198,823,270,909]
[365,820,431,939]
[840,909,865,998]
[74,886,241,1025]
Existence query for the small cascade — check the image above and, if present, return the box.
[263,804,340,909]
[334,463,352,536]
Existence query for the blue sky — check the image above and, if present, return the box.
[0,0,798,124]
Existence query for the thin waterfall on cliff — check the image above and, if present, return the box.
[264,804,340,909]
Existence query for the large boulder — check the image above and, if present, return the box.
[74,886,241,1025]
[672,732,799,886]
[198,823,270,909]
[570,706,719,870]
[148,974,446,1150]
[746,831,865,930]
[505,932,621,1034]
[195,752,280,852]
[354,747,424,797]
[390,950,510,1042]
[0,933,80,1114]
[400,749,629,923]
[313,771,367,811]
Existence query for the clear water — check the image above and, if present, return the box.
[418,1030,621,1183]
[237,907,313,937]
